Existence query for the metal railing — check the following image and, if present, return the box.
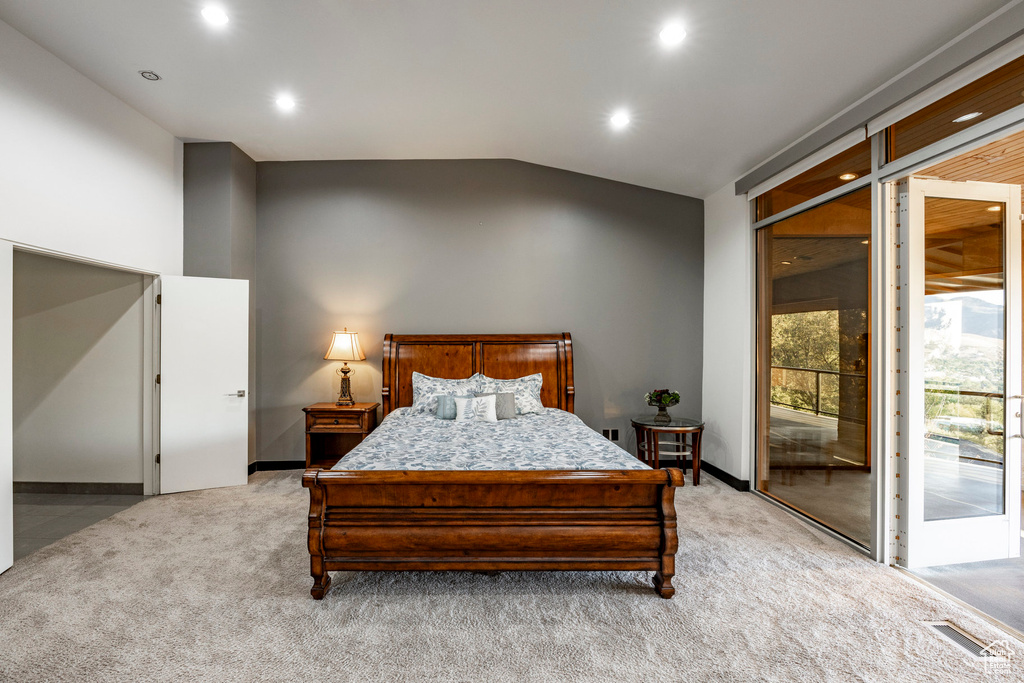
[770,365,866,419]
[924,385,1004,437]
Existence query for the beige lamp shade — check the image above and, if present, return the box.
[323,328,366,361]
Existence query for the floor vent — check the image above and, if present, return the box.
[927,621,995,658]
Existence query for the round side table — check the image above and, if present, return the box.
[631,416,705,484]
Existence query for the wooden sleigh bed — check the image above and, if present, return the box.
[302,333,684,599]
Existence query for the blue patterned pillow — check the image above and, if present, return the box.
[411,372,484,414]
[478,373,544,415]
[436,394,473,420]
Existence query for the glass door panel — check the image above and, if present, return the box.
[755,188,872,547]
[922,198,1005,521]
[896,178,1022,568]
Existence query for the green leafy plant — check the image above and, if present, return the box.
[644,389,680,407]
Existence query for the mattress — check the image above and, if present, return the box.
[333,407,649,471]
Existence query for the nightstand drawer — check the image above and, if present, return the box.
[307,412,365,431]
[303,402,380,469]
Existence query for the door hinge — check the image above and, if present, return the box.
[155,374,161,384]
[155,453,161,464]
[156,294,161,305]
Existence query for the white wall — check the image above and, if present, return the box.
[13,253,145,483]
[0,18,183,275]
[701,183,753,482]
[0,18,182,568]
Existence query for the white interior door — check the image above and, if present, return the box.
[159,276,248,494]
[896,178,1022,568]
[0,242,13,574]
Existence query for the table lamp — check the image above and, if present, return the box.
[324,328,365,406]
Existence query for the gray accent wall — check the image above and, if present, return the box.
[183,141,258,463]
[254,159,703,463]
[183,142,257,281]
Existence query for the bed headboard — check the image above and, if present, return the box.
[381,333,574,417]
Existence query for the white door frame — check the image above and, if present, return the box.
[0,242,13,574]
[893,177,1022,568]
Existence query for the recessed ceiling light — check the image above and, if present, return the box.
[609,110,631,130]
[839,173,858,181]
[986,205,1002,212]
[659,22,687,47]
[861,239,869,244]
[138,70,161,81]
[952,111,982,123]
[201,6,229,27]
[780,261,792,265]
[276,95,297,113]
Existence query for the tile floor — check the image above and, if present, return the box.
[13,493,146,560]
[911,505,1024,635]
[912,540,1024,635]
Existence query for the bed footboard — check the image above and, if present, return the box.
[302,468,684,599]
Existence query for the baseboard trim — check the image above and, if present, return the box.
[701,463,749,491]
[249,460,306,475]
[14,481,144,495]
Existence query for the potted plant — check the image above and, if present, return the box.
[645,389,680,423]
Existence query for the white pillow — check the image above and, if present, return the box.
[410,372,484,414]
[477,373,544,415]
[454,394,498,422]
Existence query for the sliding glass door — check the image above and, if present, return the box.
[894,177,1022,568]
[756,187,872,547]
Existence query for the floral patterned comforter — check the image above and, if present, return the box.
[333,408,648,471]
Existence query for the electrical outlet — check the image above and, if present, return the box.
[601,428,619,442]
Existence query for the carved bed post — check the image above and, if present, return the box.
[310,556,332,600]
[653,468,684,598]
[381,334,394,417]
[304,471,332,599]
[562,332,574,413]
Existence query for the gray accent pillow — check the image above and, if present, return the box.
[474,392,516,420]
[436,394,472,420]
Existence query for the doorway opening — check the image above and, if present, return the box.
[12,251,153,561]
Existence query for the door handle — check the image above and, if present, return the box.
[1010,397,1024,440]
[225,390,246,398]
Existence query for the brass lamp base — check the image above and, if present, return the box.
[336,363,355,406]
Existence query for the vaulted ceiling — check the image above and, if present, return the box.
[0,0,1009,198]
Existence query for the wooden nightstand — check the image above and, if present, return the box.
[302,402,379,469]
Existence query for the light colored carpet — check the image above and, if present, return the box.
[0,471,1021,682]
